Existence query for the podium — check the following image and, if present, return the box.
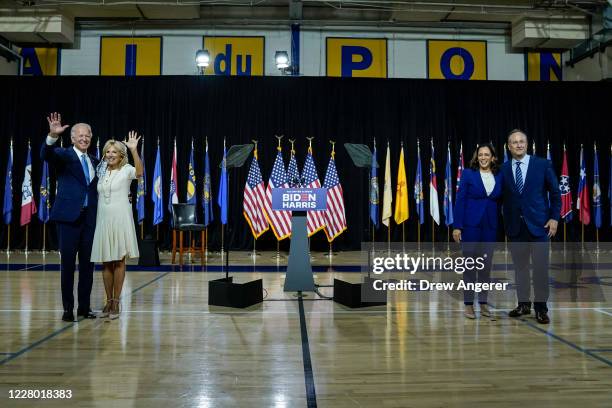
[272,188,326,293]
[284,211,315,292]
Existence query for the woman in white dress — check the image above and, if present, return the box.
[91,131,143,319]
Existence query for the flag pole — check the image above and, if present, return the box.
[25,225,29,254]
[42,224,46,253]
[276,241,280,263]
[250,139,261,260]
[324,140,337,259]
[140,136,144,241]
[204,228,208,261]
[270,135,285,262]
[204,136,209,261]
[221,136,225,268]
[431,217,436,244]
[6,137,12,254]
[307,136,315,262]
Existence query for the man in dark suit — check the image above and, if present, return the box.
[502,129,561,324]
[41,113,98,322]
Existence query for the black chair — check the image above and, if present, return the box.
[171,204,207,266]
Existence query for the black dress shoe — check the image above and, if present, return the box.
[535,311,550,324]
[508,304,531,317]
[77,310,97,319]
[62,311,75,322]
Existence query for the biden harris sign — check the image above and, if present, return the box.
[272,189,327,211]
[326,38,387,78]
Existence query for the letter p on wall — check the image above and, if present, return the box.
[326,38,387,78]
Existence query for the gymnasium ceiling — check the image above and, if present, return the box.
[0,0,608,48]
[0,0,607,27]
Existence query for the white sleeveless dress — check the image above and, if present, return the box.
[91,164,139,262]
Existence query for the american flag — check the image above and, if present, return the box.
[243,148,269,238]
[323,152,347,242]
[264,147,292,240]
[304,147,326,236]
[287,147,300,187]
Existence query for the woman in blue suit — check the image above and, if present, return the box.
[453,143,502,319]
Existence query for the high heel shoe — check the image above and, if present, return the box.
[99,299,112,318]
[480,304,491,317]
[480,304,496,320]
[109,299,120,320]
[464,305,476,319]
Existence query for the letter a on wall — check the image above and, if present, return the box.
[20,47,60,76]
[326,38,387,78]
[203,37,264,76]
[427,40,487,80]
[100,37,162,76]
[526,51,562,81]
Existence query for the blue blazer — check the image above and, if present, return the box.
[501,156,561,238]
[453,168,502,230]
[40,142,98,225]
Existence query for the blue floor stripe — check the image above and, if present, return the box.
[0,271,170,366]
[517,318,612,366]
[5,263,612,273]
[3,264,362,273]
[489,303,612,367]
[298,295,317,408]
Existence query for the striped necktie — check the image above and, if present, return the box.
[515,161,523,194]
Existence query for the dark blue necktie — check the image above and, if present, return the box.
[515,161,523,194]
[81,154,90,207]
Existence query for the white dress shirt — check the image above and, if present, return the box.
[46,135,95,181]
[511,154,530,185]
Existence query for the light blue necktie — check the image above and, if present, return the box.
[81,154,90,207]
[515,161,523,194]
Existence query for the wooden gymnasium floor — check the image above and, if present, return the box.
[0,250,611,408]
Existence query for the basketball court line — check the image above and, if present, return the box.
[0,272,171,366]
[487,303,612,367]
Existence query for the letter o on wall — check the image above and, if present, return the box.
[440,47,474,80]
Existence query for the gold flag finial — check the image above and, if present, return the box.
[306,136,314,153]
[275,134,283,151]
[252,140,258,159]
